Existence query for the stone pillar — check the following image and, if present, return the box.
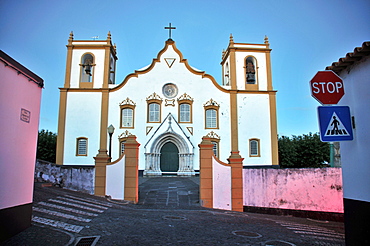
[228,151,244,212]
[94,150,111,196]
[199,137,214,209]
[124,135,140,203]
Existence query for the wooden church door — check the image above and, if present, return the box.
[160,142,179,172]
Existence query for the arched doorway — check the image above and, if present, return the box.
[160,142,179,172]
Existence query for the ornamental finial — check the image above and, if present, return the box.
[264,35,269,44]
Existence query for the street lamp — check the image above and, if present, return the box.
[107,124,115,159]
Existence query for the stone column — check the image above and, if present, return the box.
[124,135,140,203]
[199,137,214,209]
[227,151,244,212]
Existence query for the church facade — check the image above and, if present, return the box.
[56,32,278,175]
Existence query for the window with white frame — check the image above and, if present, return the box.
[148,103,160,122]
[76,137,88,156]
[179,103,191,122]
[121,108,133,127]
[205,109,217,128]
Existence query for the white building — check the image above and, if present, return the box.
[56,32,278,175]
[326,41,370,245]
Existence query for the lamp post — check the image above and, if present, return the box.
[107,124,115,159]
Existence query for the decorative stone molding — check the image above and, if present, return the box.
[203,98,220,108]
[146,92,163,102]
[119,97,136,106]
[118,130,132,139]
[177,93,194,102]
[206,131,220,140]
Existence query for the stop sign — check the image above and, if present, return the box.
[310,71,344,104]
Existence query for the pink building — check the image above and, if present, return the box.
[0,50,43,241]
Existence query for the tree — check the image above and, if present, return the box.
[37,129,57,163]
[278,133,330,168]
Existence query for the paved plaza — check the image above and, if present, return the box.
[1,177,345,245]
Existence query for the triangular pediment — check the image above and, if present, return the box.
[144,113,194,153]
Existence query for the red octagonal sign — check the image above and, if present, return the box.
[310,71,344,105]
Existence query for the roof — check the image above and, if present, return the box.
[0,50,44,88]
[325,41,370,74]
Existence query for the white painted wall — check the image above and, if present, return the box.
[237,93,272,165]
[337,56,370,203]
[63,92,102,165]
[212,157,231,210]
[106,156,125,200]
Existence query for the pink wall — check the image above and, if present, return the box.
[243,168,343,213]
[0,54,42,210]
[212,157,231,210]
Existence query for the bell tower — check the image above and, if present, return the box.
[63,31,117,89]
[221,35,273,92]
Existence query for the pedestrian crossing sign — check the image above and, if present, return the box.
[318,106,353,142]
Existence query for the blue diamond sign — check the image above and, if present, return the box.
[318,106,353,142]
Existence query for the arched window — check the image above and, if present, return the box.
[119,98,136,128]
[80,53,94,83]
[179,103,191,122]
[148,103,160,122]
[177,93,194,123]
[76,137,88,156]
[146,92,163,123]
[109,57,115,84]
[205,109,217,128]
[246,57,256,84]
[249,139,260,157]
[121,108,134,128]
[212,141,219,157]
[224,62,230,86]
[204,99,220,129]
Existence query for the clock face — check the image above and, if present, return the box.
[162,83,178,99]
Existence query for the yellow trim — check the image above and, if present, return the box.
[110,40,229,94]
[265,48,273,91]
[64,44,73,88]
[98,89,110,153]
[56,89,67,165]
[269,93,279,165]
[229,91,239,152]
[76,137,88,156]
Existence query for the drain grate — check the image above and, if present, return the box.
[232,230,262,238]
[75,236,100,246]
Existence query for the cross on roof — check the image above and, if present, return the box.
[164,23,176,40]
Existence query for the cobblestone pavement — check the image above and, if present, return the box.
[1,177,345,246]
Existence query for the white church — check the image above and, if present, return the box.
[56,29,279,175]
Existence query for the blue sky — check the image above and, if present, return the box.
[1,0,369,136]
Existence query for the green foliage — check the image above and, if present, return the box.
[278,133,330,168]
[37,129,57,163]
